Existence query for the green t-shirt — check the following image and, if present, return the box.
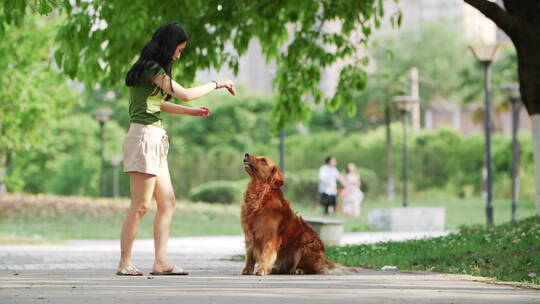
[128,61,169,128]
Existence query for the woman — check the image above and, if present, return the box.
[117,23,236,276]
[340,163,364,218]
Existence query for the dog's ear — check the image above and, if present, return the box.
[269,166,284,189]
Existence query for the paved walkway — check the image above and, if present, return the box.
[0,233,539,303]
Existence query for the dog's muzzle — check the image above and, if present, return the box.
[243,153,256,171]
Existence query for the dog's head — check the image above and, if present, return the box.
[243,153,284,189]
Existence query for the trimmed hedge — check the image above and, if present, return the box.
[285,169,320,204]
[189,180,247,204]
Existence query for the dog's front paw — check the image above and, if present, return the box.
[242,268,254,275]
[294,268,305,275]
[255,268,270,276]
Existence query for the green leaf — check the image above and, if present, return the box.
[39,0,53,14]
[54,49,63,66]
[4,0,16,12]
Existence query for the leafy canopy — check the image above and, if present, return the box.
[2,0,400,129]
[0,12,76,159]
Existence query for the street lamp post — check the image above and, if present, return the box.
[469,43,501,228]
[502,82,521,222]
[392,96,418,208]
[92,108,114,197]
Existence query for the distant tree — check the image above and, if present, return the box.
[0,14,77,192]
[167,89,273,148]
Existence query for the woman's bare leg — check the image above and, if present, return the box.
[152,165,177,272]
[118,172,157,270]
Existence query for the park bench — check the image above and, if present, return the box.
[303,217,344,246]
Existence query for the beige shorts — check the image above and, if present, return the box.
[123,123,169,176]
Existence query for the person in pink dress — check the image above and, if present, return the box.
[340,163,364,218]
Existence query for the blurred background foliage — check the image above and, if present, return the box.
[1,12,529,208]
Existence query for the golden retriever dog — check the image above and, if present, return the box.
[241,153,356,275]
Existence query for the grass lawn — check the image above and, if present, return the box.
[326,216,540,284]
[0,193,537,240]
[0,201,243,240]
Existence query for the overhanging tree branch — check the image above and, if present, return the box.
[464,0,521,38]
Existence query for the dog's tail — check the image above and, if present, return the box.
[326,260,358,274]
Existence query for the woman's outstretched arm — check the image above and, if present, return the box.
[153,74,236,102]
[160,102,210,118]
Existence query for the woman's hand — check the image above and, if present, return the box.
[191,106,211,118]
[216,78,237,96]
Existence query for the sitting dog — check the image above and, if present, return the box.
[241,153,356,275]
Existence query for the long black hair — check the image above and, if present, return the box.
[125,22,189,92]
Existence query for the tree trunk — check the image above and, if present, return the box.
[516,39,540,217]
[532,115,540,216]
[385,103,395,202]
